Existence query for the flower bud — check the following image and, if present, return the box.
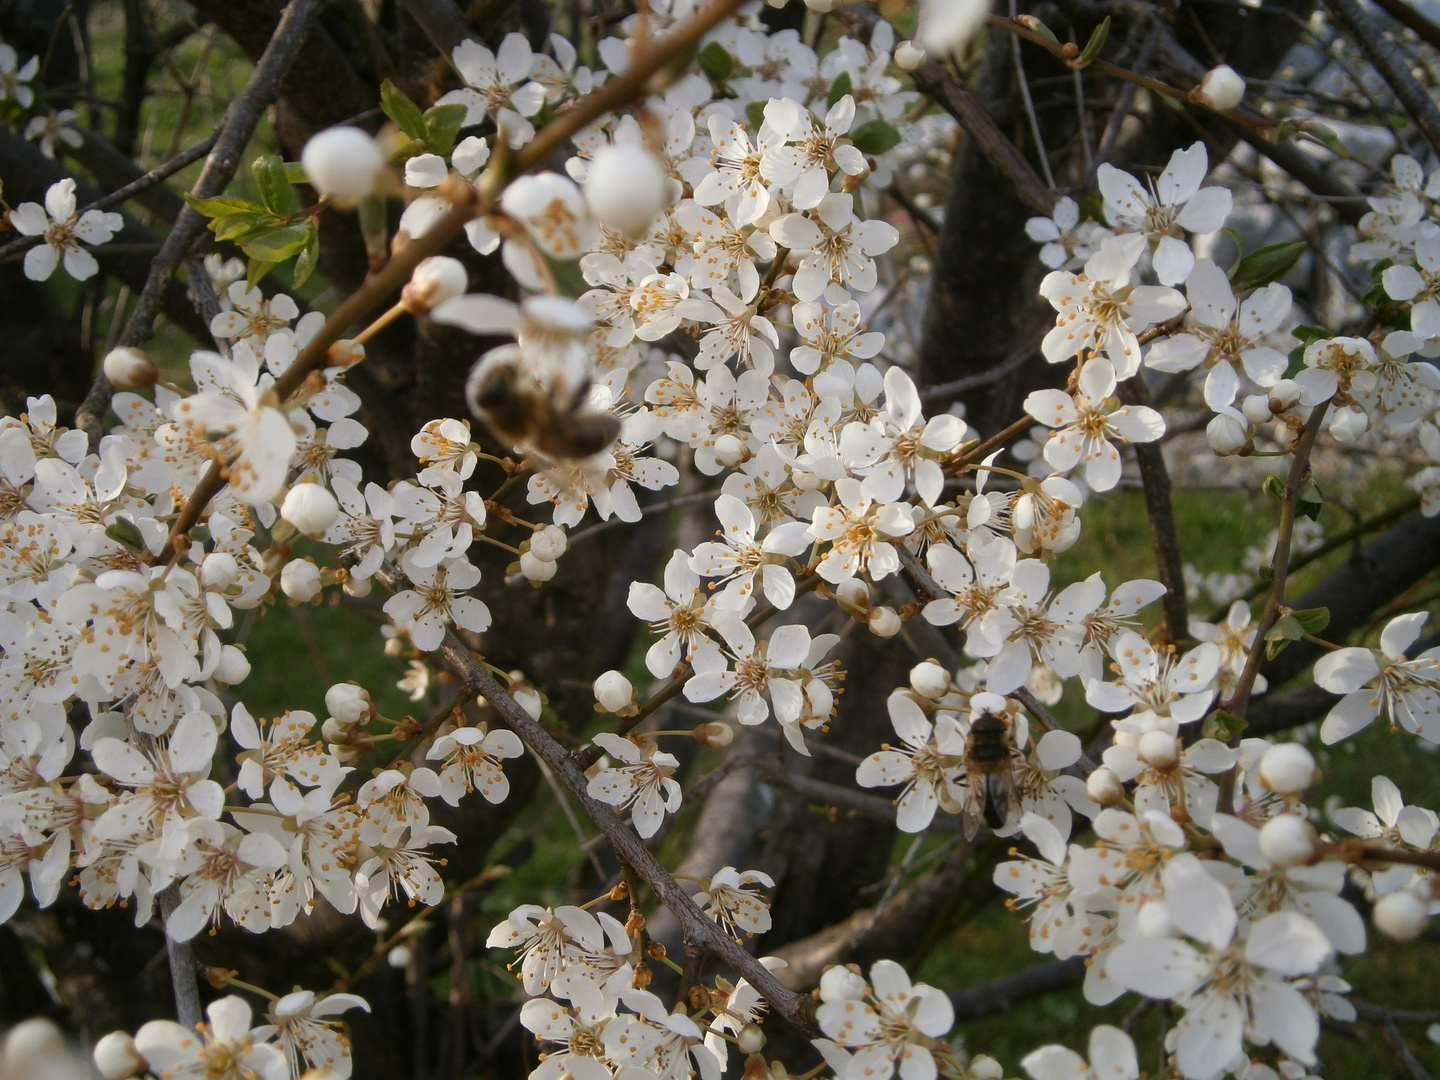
[281,482,340,537]
[713,433,747,468]
[585,144,671,236]
[103,346,158,389]
[1086,765,1125,806]
[868,605,902,637]
[1258,814,1317,867]
[594,669,634,713]
[1258,742,1315,794]
[280,558,322,601]
[326,682,372,725]
[321,716,352,744]
[1269,379,1301,411]
[909,660,951,699]
[1206,409,1252,455]
[531,524,568,561]
[513,684,543,720]
[200,551,240,590]
[344,573,373,598]
[1137,899,1177,938]
[1329,405,1369,443]
[402,255,469,313]
[387,944,413,968]
[1138,730,1180,770]
[302,126,387,203]
[1373,889,1430,942]
[94,1032,145,1080]
[3,1019,74,1078]
[1195,64,1246,111]
[694,721,734,746]
[214,644,251,686]
[894,39,926,71]
[818,965,867,1003]
[969,1057,1004,1080]
[834,578,870,612]
[1240,393,1274,427]
[519,550,557,581]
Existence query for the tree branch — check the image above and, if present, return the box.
[377,567,820,1034]
[1118,377,1188,644]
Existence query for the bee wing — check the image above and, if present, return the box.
[961,762,987,841]
[987,760,1023,835]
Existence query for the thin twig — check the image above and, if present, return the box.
[75,0,326,453]
[1117,377,1189,644]
[1010,0,1056,190]
[157,885,203,1027]
[921,325,1046,400]
[1326,0,1440,156]
[0,131,218,265]
[1370,0,1440,51]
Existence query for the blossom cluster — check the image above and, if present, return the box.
[4,4,1440,1080]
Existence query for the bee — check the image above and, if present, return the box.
[962,710,1021,841]
[466,345,620,461]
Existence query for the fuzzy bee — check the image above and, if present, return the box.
[961,710,1021,841]
[465,344,620,461]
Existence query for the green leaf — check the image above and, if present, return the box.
[292,228,320,289]
[1290,324,1331,346]
[105,517,146,551]
[1157,92,1184,111]
[245,258,277,291]
[1291,606,1330,635]
[1296,479,1324,521]
[1265,613,1304,657]
[1304,121,1349,159]
[283,161,311,185]
[1230,240,1307,292]
[185,194,267,219]
[1221,227,1245,261]
[1262,474,1286,501]
[240,223,314,262]
[252,154,295,215]
[423,103,469,156]
[1078,16,1110,63]
[698,41,734,82]
[744,100,767,132]
[211,211,281,243]
[1201,709,1249,741]
[850,120,901,156]
[827,70,853,110]
[1273,119,1296,142]
[381,79,427,141]
[1021,18,1059,43]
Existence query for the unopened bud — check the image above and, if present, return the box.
[344,573,373,598]
[1195,64,1246,111]
[531,524,568,561]
[1206,409,1252,456]
[969,1056,1004,1080]
[909,660,950,699]
[737,1024,767,1054]
[103,346,158,389]
[513,684,543,720]
[302,126,387,204]
[201,551,240,589]
[280,558,322,602]
[1258,814,1317,867]
[326,682,372,724]
[387,944,412,968]
[281,482,340,537]
[1269,379,1301,411]
[94,1032,145,1079]
[1258,742,1315,794]
[214,644,251,686]
[894,39,926,70]
[1241,393,1274,427]
[1086,765,1125,806]
[1138,729,1180,770]
[402,255,469,313]
[1374,889,1430,942]
[594,670,634,713]
[585,144,671,236]
[694,721,734,746]
[713,433,747,468]
[1329,405,1369,443]
[519,550,557,581]
[834,578,870,613]
[868,605,902,637]
[818,965,867,1003]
